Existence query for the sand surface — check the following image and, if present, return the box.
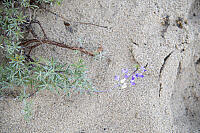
[1,0,200,132]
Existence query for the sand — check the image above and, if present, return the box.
[0,0,200,132]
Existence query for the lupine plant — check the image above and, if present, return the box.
[93,65,147,93]
[114,65,146,89]
[0,0,146,121]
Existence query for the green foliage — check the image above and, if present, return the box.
[36,0,63,6]
[0,0,94,120]
[22,99,33,121]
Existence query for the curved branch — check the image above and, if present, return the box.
[20,39,103,56]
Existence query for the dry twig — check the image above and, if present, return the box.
[20,39,102,56]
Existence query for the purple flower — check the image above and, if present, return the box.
[124,73,130,79]
[135,73,144,78]
[113,66,146,89]
[122,68,128,74]
[140,75,144,78]
[130,81,136,86]
[114,75,120,81]
[130,75,136,86]
[131,75,135,80]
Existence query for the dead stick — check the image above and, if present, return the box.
[19,39,39,47]
[20,39,102,56]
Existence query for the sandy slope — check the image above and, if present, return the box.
[0,0,200,132]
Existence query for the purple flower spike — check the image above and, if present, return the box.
[139,75,144,78]
[114,75,120,81]
[135,73,144,78]
[122,68,128,74]
[131,75,135,80]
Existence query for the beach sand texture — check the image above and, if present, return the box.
[0,0,200,132]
